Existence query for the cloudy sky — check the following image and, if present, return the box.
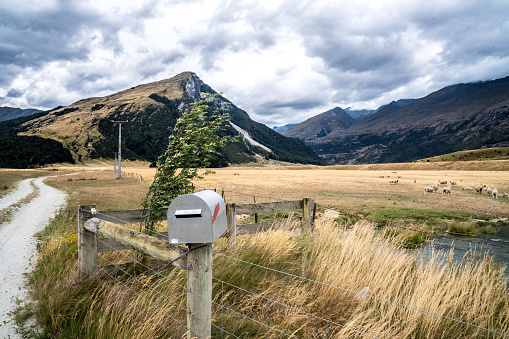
[1,0,509,127]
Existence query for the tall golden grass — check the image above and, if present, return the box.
[38,219,507,338]
[24,165,509,338]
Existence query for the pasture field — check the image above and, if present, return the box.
[4,160,508,338]
[120,161,509,221]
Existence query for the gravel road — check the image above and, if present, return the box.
[0,177,67,338]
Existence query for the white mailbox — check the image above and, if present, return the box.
[167,190,227,244]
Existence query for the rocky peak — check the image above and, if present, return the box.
[184,73,204,101]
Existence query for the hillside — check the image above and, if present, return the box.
[308,76,509,164]
[416,147,509,162]
[2,72,323,168]
[0,106,42,122]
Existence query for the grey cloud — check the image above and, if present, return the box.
[406,2,509,66]
[6,88,23,98]
[259,98,324,111]
[180,1,279,70]
[0,0,158,70]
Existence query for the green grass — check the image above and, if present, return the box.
[365,206,472,225]
[416,147,509,162]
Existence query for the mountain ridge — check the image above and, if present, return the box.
[2,72,324,168]
[0,106,42,122]
[308,76,509,164]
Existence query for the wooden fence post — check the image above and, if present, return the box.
[78,204,98,279]
[187,243,212,339]
[302,198,315,232]
[226,203,236,249]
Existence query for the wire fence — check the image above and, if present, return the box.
[78,205,509,338]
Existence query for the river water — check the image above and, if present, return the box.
[418,227,509,277]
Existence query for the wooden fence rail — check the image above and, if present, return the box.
[78,197,315,338]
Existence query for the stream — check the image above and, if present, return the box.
[418,227,509,277]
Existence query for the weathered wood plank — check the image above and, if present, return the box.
[226,203,236,249]
[236,218,301,235]
[79,204,98,279]
[302,197,314,231]
[187,243,212,339]
[83,218,187,269]
[235,200,303,214]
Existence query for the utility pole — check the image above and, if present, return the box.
[111,120,128,179]
[114,152,117,172]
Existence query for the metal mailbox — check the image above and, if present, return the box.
[167,190,227,244]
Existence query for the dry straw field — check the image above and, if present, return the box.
[9,159,509,338]
[119,160,509,219]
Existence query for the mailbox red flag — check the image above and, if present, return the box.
[212,202,220,224]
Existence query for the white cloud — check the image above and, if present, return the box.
[0,0,508,126]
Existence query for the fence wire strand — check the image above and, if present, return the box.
[78,203,509,338]
[213,251,509,338]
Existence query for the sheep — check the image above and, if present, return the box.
[492,189,498,199]
[450,181,457,186]
[475,185,484,194]
[389,179,399,184]
[442,186,452,195]
[487,187,494,197]
[379,176,385,178]
[482,187,489,194]
[462,186,473,191]
[439,180,448,185]
[424,187,434,194]
[504,192,509,199]
[431,184,439,192]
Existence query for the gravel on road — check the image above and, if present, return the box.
[0,177,67,338]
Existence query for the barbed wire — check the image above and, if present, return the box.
[79,212,375,338]
[192,183,286,204]
[206,272,378,339]
[79,206,509,338]
[213,251,509,338]
[80,242,246,338]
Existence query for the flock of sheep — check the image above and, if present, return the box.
[471,184,509,199]
[423,180,456,195]
[385,176,508,199]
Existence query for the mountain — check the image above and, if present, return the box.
[282,107,357,141]
[273,124,297,133]
[308,76,509,164]
[0,107,42,122]
[284,99,419,142]
[1,72,323,168]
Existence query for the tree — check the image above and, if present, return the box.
[142,94,231,231]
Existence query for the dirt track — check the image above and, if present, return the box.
[0,177,66,338]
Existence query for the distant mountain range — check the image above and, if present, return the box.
[0,107,42,122]
[281,99,418,141]
[3,74,509,168]
[272,124,297,133]
[283,77,509,164]
[0,72,324,168]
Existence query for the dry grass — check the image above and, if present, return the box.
[119,163,509,219]
[47,219,508,338]
[21,161,509,338]
[45,170,151,210]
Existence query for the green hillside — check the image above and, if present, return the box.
[416,147,509,162]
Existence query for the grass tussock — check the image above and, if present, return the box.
[26,211,509,338]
